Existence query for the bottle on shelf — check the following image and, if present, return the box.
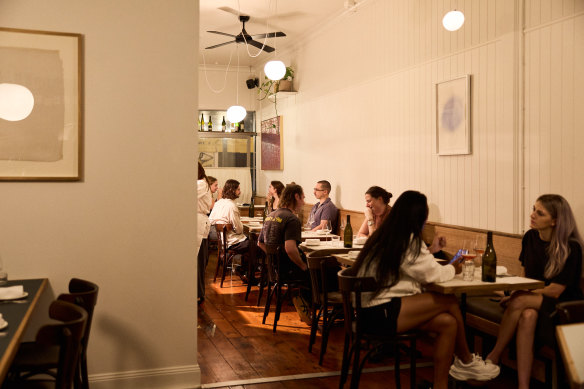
[207,116,213,132]
[263,201,269,221]
[248,197,255,218]
[239,120,245,132]
[234,122,240,132]
[481,231,497,282]
[343,215,353,248]
[200,114,204,132]
[221,116,226,132]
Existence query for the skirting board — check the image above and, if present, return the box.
[89,364,201,389]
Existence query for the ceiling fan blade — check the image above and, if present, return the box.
[246,40,274,53]
[205,41,235,50]
[218,7,244,17]
[251,32,286,39]
[207,31,236,38]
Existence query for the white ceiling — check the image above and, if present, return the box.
[199,0,350,68]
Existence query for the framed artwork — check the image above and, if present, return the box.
[260,116,283,170]
[0,28,83,181]
[435,74,471,155]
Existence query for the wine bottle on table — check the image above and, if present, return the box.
[263,201,269,221]
[248,197,255,218]
[344,215,353,248]
[200,114,204,132]
[221,116,226,132]
[208,116,213,132]
[481,231,497,282]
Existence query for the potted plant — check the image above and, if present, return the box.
[257,66,294,101]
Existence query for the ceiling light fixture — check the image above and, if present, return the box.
[226,45,247,123]
[442,10,465,31]
[263,0,286,81]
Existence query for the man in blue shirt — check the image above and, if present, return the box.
[309,180,338,233]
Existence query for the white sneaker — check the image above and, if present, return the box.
[449,354,500,381]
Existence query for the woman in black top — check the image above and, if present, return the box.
[486,194,584,389]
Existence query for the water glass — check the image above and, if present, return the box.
[331,236,340,247]
[462,260,475,281]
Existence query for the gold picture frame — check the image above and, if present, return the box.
[0,27,83,181]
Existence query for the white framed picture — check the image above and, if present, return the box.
[435,75,471,155]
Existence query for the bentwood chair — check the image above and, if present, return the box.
[6,300,88,389]
[10,278,99,389]
[338,268,419,389]
[262,244,306,333]
[214,224,236,288]
[307,255,344,365]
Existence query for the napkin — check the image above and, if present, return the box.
[348,251,360,259]
[0,285,24,299]
[354,236,367,245]
[316,230,326,235]
[496,266,508,275]
[305,239,320,246]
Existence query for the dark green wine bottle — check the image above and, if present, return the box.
[208,116,213,132]
[344,215,353,248]
[248,197,255,218]
[221,116,226,132]
[481,231,497,282]
[200,114,204,132]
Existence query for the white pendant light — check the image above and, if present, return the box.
[264,60,286,81]
[226,105,246,123]
[226,45,247,124]
[0,83,35,121]
[442,10,465,31]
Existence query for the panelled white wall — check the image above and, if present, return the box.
[257,0,584,234]
[524,0,584,230]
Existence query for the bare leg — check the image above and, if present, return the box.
[398,292,473,362]
[486,292,543,364]
[516,308,538,389]
[417,313,457,389]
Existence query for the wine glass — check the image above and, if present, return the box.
[339,218,346,236]
[305,214,315,231]
[473,235,486,267]
[323,220,332,244]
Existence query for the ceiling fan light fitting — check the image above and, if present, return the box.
[442,10,465,31]
[226,105,247,123]
[264,60,286,81]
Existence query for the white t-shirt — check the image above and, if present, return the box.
[209,198,246,247]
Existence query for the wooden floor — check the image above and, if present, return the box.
[197,253,547,389]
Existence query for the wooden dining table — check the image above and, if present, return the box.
[0,278,48,383]
[556,322,584,389]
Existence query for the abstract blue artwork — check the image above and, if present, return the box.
[436,75,470,155]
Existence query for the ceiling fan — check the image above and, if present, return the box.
[205,15,286,53]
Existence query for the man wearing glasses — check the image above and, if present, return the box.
[309,180,338,233]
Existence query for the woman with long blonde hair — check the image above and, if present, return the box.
[486,194,584,389]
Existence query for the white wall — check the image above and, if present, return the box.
[257,0,584,234]
[198,64,257,111]
[0,1,199,388]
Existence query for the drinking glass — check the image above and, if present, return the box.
[331,236,341,247]
[473,235,486,267]
[323,221,332,243]
[462,259,475,281]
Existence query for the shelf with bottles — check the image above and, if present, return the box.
[267,91,298,101]
[198,109,255,134]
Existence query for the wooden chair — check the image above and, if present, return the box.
[213,223,236,288]
[9,278,98,389]
[338,267,419,389]
[307,255,343,365]
[6,300,88,389]
[262,244,307,333]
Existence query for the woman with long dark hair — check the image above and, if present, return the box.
[485,194,583,389]
[267,180,284,213]
[353,191,499,388]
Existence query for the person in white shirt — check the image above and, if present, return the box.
[353,190,499,388]
[197,163,212,304]
[209,179,250,279]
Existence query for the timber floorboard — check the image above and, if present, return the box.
[198,253,547,388]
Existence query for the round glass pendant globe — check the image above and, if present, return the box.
[264,60,286,81]
[442,10,465,31]
[0,83,35,121]
[226,105,247,123]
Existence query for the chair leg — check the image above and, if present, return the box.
[319,308,342,365]
[410,338,416,389]
[339,335,352,389]
[213,253,222,282]
[220,253,229,288]
[309,305,320,353]
[262,282,275,324]
[244,255,256,301]
[394,342,401,389]
[273,283,285,333]
[256,262,267,306]
[350,341,362,389]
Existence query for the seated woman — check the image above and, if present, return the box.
[353,190,499,389]
[485,194,584,389]
[267,180,284,213]
[357,186,393,237]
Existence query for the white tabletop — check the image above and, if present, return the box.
[556,322,584,388]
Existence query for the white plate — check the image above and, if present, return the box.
[0,320,7,330]
[0,291,28,301]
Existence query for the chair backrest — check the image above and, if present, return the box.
[337,267,379,337]
[215,223,234,255]
[57,278,99,354]
[307,256,339,306]
[37,300,88,389]
[555,300,584,324]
